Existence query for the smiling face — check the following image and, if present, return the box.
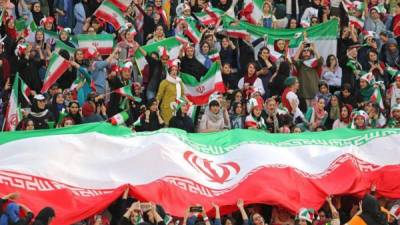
[247,63,256,76]
[341,106,349,118]
[355,116,365,128]
[69,103,79,114]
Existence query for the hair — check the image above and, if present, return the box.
[318,80,329,89]
[341,83,352,93]
[246,62,258,73]
[209,100,220,107]
[258,46,270,58]
[222,216,236,225]
[325,54,337,67]
[147,98,158,109]
[287,18,298,28]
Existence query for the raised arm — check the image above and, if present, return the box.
[237,199,249,221]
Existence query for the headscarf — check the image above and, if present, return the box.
[360,195,387,225]
[313,98,326,124]
[340,104,353,124]
[33,207,55,225]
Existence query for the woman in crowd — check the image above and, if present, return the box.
[332,104,352,129]
[238,62,265,97]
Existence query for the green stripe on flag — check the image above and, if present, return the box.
[55,40,76,56]
[181,63,220,87]
[0,123,400,154]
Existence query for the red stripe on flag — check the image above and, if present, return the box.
[41,60,70,93]
[94,10,122,30]
[1,158,399,225]
[80,47,113,56]
[186,82,225,105]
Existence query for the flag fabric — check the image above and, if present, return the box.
[184,19,202,44]
[222,16,338,62]
[0,124,400,225]
[77,34,115,55]
[370,87,384,110]
[386,66,400,77]
[15,18,27,33]
[303,58,319,68]
[108,0,132,11]
[225,25,249,39]
[20,77,32,105]
[181,62,225,105]
[194,8,223,26]
[94,0,126,30]
[208,49,220,62]
[114,85,142,102]
[349,16,364,29]
[134,37,183,74]
[110,111,129,125]
[41,52,70,93]
[55,40,76,56]
[239,0,263,24]
[43,29,58,45]
[3,76,22,131]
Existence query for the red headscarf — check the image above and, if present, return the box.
[340,104,353,124]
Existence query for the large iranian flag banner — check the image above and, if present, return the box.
[223,16,338,61]
[1,123,400,225]
[181,62,225,105]
[77,34,115,55]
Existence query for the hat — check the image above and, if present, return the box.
[284,76,298,87]
[34,94,45,101]
[119,22,133,33]
[363,31,376,40]
[121,61,133,72]
[208,92,221,105]
[296,208,316,224]
[158,46,169,59]
[387,38,398,46]
[40,16,54,26]
[351,110,369,129]
[57,26,71,34]
[348,44,361,50]
[84,46,98,59]
[360,72,375,84]
[247,96,263,113]
[390,204,400,220]
[127,27,137,36]
[167,59,180,70]
[15,43,29,56]
[391,104,400,113]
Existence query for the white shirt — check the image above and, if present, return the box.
[238,77,266,96]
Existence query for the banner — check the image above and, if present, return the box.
[0,123,400,225]
[223,17,338,60]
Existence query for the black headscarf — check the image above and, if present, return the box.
[360,195,387,225]
[33,207,55,225]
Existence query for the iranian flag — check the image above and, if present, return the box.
[222,16,338,63]
[386,66,399,77]
[239,0,263,24]
[134,37,182,74]
[208,49,220,62]
[226,25,249,39]
[55,40,76,56]
[20,77,32,105]
[108,0,132,11]
[184,19,202,44]
[3,76,22,131]
[269,49,283,63]
[41,53,70,93]
[349,16,364,29]
[194,8,223,26]
[77,34,115,55]
[94,0,126,30]
[114,85,142,102]
[181,62,225,105]
[110,111,129,125]
[303,58,319,68]
[370,87,384,110]
[0,124,400,225]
